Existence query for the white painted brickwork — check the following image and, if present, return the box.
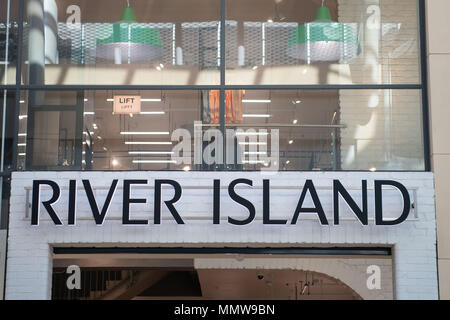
[5,171,437,300]
[0,230,6,300]
[338,0,423,170]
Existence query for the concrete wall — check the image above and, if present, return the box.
[5,171,438,300]
[426,0,450,300]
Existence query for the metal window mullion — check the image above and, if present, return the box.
[12,84,424,91]
[418,0,431,172]
[19,85,227,90]
[219,0,226,170]
[220,0,226,87]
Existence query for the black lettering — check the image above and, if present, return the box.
[123,180,148,225]
[82,179,118,225]
[68,180,77,225]
[375,180,411,225]
[291,180,328,225]
[228,179,256,225]
[31,180,62,225]
[213,179,221,224]
[154,180,184,224]
[263,180,287,224]
[333,180,368,225]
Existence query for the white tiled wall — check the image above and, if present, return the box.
[0,230,6,300]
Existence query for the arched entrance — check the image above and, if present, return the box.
[52,250,393,300]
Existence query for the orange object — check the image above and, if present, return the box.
[207,90,244,124]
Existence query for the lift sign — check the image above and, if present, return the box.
[113,96,141,114]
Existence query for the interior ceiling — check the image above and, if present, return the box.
[52,255,391,300]
[197,269,361,300]
[54,0,338,23]
[131,269,362,300]
[52,265,362,300]
[78,88,339,170]
[88,89,338,147]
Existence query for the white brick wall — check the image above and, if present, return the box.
[0,230,6,300]
[5,171,438,300]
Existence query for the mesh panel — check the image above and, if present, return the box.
[266,22,299,66]
[244,22,263,67]
[20,21,359,67]
[226,21,237,69]
[182,21,220,69]
[57,23,174,65]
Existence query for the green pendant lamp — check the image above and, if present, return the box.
[95,0,163,63]
[286,0,359,63]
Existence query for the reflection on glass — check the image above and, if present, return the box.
[226,0,420,85]
[226,89,424,171]
[0,0,18,84]
[19,88,425,171]
[1,90,17,170]
[23,0,220,85]
[31,110,78,168]
[82,90,204,170]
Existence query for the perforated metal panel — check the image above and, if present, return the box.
[19,21,339,68]
[57,23,175,65]
[265,22,299,66]
[17,19,365,69]
[244,22,263,67]
[182,21,220,69]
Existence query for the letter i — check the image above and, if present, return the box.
[213,180,220,224]
[68,180,77,225]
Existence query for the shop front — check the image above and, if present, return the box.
[0,0,438,300]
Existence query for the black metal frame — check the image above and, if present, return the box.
[53,246,392,256]
[0,0,431,173]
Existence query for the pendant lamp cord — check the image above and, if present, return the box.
[126,0,130,7]
[322,0,325,6]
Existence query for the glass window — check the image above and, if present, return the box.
[0,0,18,84]
[22,0,220,85]
[225,0,421,85]
[18,88,425,171]
[10,0,428,172]
[225,89,424,171]
[1,90,16,170]
[18,90,218,170]
[1,89,15,230]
